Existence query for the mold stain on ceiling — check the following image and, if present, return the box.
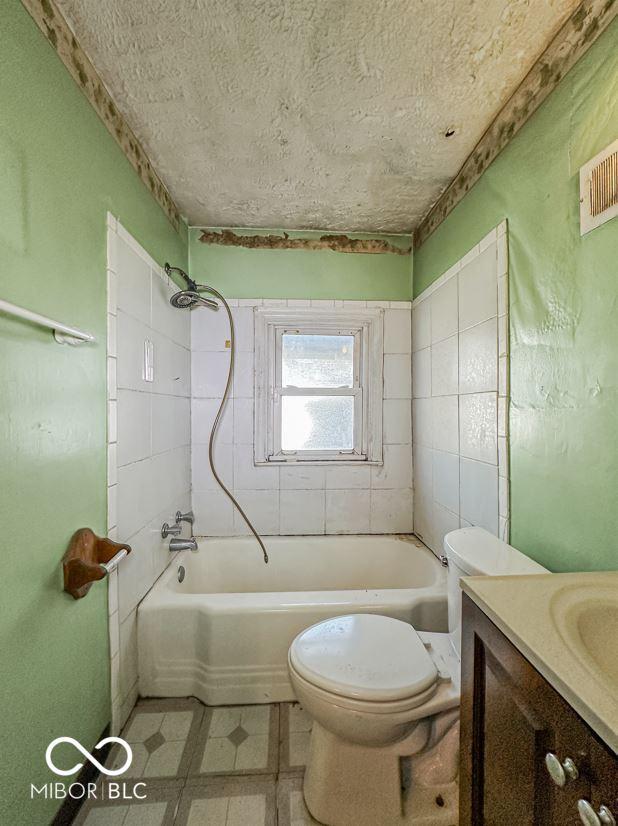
[55,0,580,232]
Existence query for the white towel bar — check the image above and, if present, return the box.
[0,298,95,345]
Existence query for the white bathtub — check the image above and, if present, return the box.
[137,534,447,705]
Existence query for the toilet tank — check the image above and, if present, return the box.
[444,527,548,658]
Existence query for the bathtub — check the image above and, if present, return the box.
[137,534,447,705]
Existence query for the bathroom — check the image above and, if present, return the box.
[1,1,616,824]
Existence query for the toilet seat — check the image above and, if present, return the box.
[289,614,438,703]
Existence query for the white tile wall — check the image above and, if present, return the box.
[191,300,413,536]
[106,215,191,733]
[412,222,509,556]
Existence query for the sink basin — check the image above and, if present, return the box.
[551,582,618,697]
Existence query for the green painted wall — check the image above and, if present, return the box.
[0,4,186,824]
[189,228,412,299]
[414,21,618,572]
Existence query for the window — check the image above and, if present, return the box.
[255,308,383,464]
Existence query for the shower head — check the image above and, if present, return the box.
[165,263,219,311]
[170,290,219,310]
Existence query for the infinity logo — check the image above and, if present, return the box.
[45,737,133,777]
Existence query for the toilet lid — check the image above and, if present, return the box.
[290,614,438,702]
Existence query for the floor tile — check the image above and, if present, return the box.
[277,776,320,826]
[74,788,180,826]
[175,777,276,826]
[280,703,312,773]
[103,698,203,789]
[189,704,279,778]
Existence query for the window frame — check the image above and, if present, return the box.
[254,307,384,465]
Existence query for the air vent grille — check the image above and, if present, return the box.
[590,151,617,216]
[580,139,618,235]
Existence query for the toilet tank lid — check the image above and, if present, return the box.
[444,527,548,577]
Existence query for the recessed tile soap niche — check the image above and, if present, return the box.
[412,222,509,556]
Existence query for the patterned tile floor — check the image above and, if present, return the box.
[75,698,319,826]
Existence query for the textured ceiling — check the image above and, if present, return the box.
[56,0,579,232]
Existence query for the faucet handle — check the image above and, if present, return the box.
[161,522,181,538]
[176,510,195,526]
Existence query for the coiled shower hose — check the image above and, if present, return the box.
[206,288,269,564]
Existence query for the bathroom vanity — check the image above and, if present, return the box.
[459,573,618,826]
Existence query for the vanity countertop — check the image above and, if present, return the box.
[461,571,618,753]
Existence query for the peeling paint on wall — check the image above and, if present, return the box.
[198,229,411,255]
[20,0,181,230]
[415,0,617,248]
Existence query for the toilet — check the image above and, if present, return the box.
[288,527,547,826]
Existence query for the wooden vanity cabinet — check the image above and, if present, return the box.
[460,594,618,826]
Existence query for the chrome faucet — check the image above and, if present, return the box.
[175,510,194,526]
[161,522,181,538]
[169,537,197,552]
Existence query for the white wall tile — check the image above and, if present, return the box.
[117,390,151,467]
[431,335,458,396]
[107,485,117,532]
[412,224,508,554]
[412,299,430,352]
[231,308,255,352]
[107,443,117,486]
[191,298,231,351]
[383,399,412,445]
[431,502,460,554]
[412,398,432,447]
[459,392,497,464]
[384,354,411,399]
[107,400,117,444]
[192,397,233,445]
[325,490,370,533]
[233,490,279,535]
[432,395,459,454]
[193,490,234,536]
[107,356,117,400]
[460,458,499,535]
[280,490,325,534]
[430,277,457,343]
[233,351,254,398]
[412,348,431,398]
[370,489,413,533]
[413,443,432,501]
[499,476,509,518]
[459,317,498,394]
[152,275,190,348]
[384,309,411,354]
[232,398,253,445]
[116,311,151,392]
[234,445,279,489]
[116,238,151,326]
[192,351,230,398]
[193,442,234,490]
[119,609,138,698]
[152,395,190,454]
[118,524,158,620]
[325,464,371,490]
[458,245,497,331]
[432,450,459,514]
[280,465,326,490]
[152,334,191,397]
[371,444,412,489]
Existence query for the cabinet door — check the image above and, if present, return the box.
[460,595,593,826]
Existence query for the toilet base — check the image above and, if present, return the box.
[303,717,460,826]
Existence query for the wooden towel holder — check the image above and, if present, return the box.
[63,528,131,600]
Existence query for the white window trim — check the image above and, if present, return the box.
[254,307,384,465]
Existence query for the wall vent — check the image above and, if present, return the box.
[580,139,618,235]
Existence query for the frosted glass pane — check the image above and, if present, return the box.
[282,334,354,388]
[281,396,354,451]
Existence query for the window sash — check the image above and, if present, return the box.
[254,307,384,465]
[271,327,364,460]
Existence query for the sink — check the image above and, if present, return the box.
[551,582,618,698]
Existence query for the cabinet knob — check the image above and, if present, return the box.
[578,800,616,826]
[545,752,579,786]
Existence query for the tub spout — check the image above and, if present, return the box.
[169,537,197,552]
